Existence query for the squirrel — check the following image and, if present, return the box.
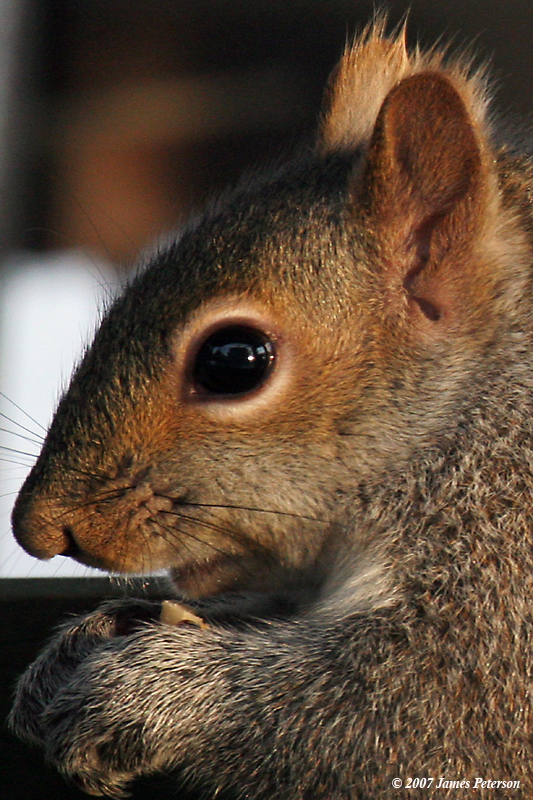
[8,17,533,799]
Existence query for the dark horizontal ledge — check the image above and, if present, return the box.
[0,576,170,600]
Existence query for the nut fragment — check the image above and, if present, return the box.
[160,600,208,629]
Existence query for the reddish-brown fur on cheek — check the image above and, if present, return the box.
[10,19,533,798]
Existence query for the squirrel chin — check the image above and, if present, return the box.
[169,555,247,598]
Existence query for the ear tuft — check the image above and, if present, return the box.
[319,17,410,152]
[319,17,490,155]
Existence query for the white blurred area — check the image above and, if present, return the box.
[0,251,119,577]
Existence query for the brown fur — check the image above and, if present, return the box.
[9,20,533,798]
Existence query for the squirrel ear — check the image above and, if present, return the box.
[357,71,487,328]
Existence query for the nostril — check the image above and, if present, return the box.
[60,526,83,559]
[11,494,81,561]
[12,471,90,562]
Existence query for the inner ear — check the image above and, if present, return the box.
[357,71,486,328]
[365,72,483,222]
[402,215,442,322]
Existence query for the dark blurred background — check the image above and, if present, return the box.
[2,1,533,798]
[3,0,533,264]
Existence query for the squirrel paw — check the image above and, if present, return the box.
[9,599,163,796]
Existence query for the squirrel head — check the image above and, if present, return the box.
[12,20,532,598]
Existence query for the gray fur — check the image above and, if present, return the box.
[9,22,533,799]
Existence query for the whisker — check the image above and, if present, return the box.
[170,500,327,524]
[37,487,133,528]
[0,412,44,442]
[156,515,238,559]
[154,518,267,586]
[0,426,42,447]
[161,509,243,539]
[0,392,47,433]
[0,445,39,458]
[68,190,138,273]
[158,511,273,564]
[57,466,116,485]
[0,458,35,467]
[50,463,120,485]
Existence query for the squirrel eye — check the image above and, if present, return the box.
[192,325,276,396]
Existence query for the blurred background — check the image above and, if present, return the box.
[2,2,533,798]
[3,0,533,579]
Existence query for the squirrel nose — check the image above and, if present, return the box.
[11,493,76,560]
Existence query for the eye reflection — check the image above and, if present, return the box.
[193,325,275,395]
